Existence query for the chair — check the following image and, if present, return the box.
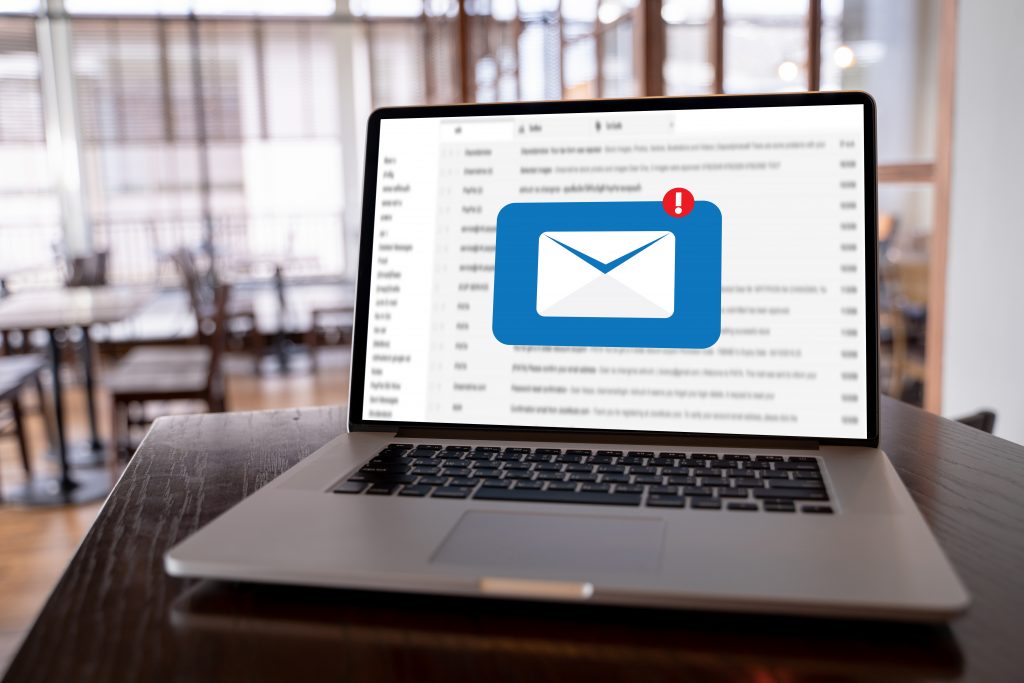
[956,410,997,434]
[172,248,264,373]
[305,306,354,371]
[0,355,47,500]
[107,285,229,460]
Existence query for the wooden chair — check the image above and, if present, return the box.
[172,248,264,373]
[0,355,47,501]
[107,285,229,461]
[305,306,354,371]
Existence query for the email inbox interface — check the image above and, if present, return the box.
[365,105,868,439]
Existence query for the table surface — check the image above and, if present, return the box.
[0,286,152,331]
[4,397,1023,682]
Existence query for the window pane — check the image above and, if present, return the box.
[877,183,934,406]
[662,0,713,95]
[820,0,939,164]
[0,17,61,282]
[724,0,809,93]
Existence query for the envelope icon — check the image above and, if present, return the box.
[536,230,675,318]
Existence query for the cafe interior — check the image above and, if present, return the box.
[0,0,1020,677]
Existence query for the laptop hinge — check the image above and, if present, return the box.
[394,427,819,451]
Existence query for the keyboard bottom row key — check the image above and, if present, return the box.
[474,488,641,506]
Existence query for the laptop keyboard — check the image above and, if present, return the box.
[333,444,832,513]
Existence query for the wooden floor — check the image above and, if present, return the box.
[0,349,349,674]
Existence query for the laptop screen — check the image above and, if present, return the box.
[355,96,874,442]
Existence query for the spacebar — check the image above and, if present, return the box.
[473,488,642,506]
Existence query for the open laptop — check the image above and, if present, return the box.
[166,92,969,621]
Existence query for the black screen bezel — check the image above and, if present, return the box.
[348,91,880,448]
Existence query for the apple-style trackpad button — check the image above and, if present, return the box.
[431,511,665,573]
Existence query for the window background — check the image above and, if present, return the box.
[0,0,955,410]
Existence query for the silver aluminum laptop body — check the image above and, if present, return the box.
[166,93,969,621]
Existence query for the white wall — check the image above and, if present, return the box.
[942,0,1024,444]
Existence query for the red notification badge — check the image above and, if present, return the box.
[662,187,694,218]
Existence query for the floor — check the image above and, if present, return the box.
[0,348,349,674]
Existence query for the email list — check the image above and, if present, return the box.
[363,105,867,440]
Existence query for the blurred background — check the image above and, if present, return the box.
[0,0,948,394]
[1,0,1022,666]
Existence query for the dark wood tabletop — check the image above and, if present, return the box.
[4,397,1023,682]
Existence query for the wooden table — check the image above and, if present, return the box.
[0,287,152,504]
[4,397,1022,682]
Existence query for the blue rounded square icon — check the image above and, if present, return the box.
[492,200,722,349]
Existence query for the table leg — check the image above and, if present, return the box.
[48,329,72,491]
[4,328,111,506]
[80,325,104,453]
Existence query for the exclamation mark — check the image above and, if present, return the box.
[674,191,683,214]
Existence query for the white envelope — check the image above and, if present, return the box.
[536,230,675,318]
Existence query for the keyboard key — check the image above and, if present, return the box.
[536,472,565,481]
[727,502,758,511]
[481,479,511,488]
[734,477,764,488]
[597,465,626,474]
[794,471,823,480]
[764,502,796,513]
[683,486,713,497]
[788,456,817,463]
[399,485,432,497]
[450,478,480,487]
[441,468,472,478]
[614,484,644,494]
[565,464,594,473]
[366,484,399,495]
[580,483,611,493]
[667,476,697,486]
[717,487,749,499]
[596,450,623,457]
[647,495,685,508]
[504,462,532,471]
[628,466,657,475]
[761,471,790,480]
[363,474,417,485]
[723,454,751,461]
[589,455,616,465]
[548,482,578,491]
[515,481,543,490]
[474,488,641,506]
[628,451,654,458]
[474,446,501,453]
[633,475,664,485]
[802,505,834,514]
[445,445,472,452]
[700,477,730,487]
[410,467,439,476]
[694,468,719,477]
[505,472,533,480]
[565,449,592,455]
[691,498,722,510]
[753,489,828,501]
[432,487,472,499]
[418,476,448,486]
[535,448,562,455]
[468,452,494,461]
[332,481,367,494]
[601,474,630,484]
[568,473,599,483]
[504,447,531,454]
[387,443,414,450]
[755,455,784,461]
[416,444,443,450]
[768,479,827,490]
[556,455,584,464]
[649,485,678,495]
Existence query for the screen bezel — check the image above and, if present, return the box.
[348,91,880,448]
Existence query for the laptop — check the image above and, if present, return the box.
[166,92,969,621]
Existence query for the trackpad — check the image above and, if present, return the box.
[432,511,665,573]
